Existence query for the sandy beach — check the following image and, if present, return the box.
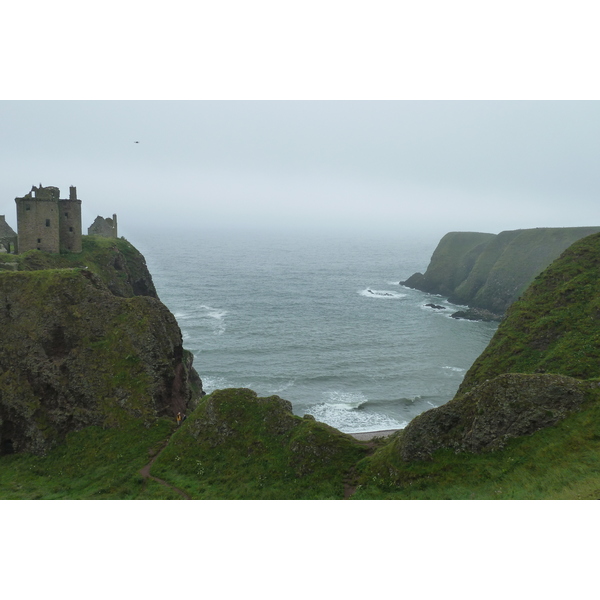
[349,429,400,441]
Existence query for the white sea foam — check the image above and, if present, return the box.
[268,380,296,394]
[359,288,407,299]
[198,305,227,335]
[304,390,407,433]
[174,306,227,334]
[443,366,465,373]
[201,376,232,393]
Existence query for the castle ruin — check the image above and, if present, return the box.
[15,184,82,253]
[88,214,118,238]
[9,184,119,254]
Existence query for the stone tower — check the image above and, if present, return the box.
[14,184,82,253]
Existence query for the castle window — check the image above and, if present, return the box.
[45,219,50,227]
[69,227,73,232]
[65,212,69,217]
[25,205,30,211]
[37,238,41,243]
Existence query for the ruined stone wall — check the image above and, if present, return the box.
[0,216,17,253]
[88,214,118,238]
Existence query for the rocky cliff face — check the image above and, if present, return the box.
[395,373,593,461]
[402,227,600,319]
[0,237,203,455]
[393,231,600,461]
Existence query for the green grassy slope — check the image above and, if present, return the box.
[459,231,600,389]
[0,416,175,499]
[0,389,370,500]
[150,388,369,499]
[354,392,600,499]
[4,381,600,500]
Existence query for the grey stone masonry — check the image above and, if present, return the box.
[14,184,82,253]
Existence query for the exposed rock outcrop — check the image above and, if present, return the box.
[395,373,592,461]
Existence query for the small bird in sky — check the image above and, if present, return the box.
[134,141,139,144]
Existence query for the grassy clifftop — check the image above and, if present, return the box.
[0,235,158,298]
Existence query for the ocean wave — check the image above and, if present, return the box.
[201,376,232,393]
[442,366,465,373]
[268,380,296,394]
[302,390,408,433]
[173,305,228,334]
[359,288,407,300]
[199,305,228,321]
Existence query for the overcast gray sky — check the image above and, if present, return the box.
[1,100,599,238]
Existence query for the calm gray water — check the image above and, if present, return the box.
[132,229,497,433]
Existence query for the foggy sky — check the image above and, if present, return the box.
[1,100,599,239]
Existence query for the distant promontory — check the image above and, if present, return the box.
[402,227,600,320]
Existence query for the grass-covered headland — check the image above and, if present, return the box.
[3,233,600,499]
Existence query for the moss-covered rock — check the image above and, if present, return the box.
[151,388,368,499]
[394,373,594,461]
[0,257,202,456]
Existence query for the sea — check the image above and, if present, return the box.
[131,228,498,434]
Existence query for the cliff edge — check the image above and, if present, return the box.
[0,236,203,455]
[402,227,600,319]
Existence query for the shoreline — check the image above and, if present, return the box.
[349,429,400,441]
